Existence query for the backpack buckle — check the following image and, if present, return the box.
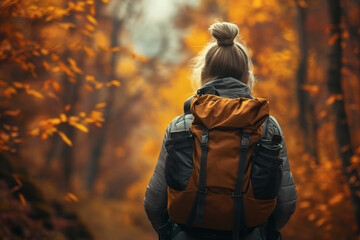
[200,133,208,148]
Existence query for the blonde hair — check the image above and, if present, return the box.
[191,22,255,91]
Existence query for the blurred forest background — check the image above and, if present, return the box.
[0,0,359,239]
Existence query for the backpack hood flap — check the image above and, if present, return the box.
[190,94,269,130]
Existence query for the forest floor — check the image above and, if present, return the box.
[71,196,156,240]
[38,180,156,240]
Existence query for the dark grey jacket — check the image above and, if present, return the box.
[144,77,297,239]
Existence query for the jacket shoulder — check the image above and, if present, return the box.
[262,116,283,139]
[168,114,194,133]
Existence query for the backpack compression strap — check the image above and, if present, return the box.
[232,131,250,240]
[186,126,209,226]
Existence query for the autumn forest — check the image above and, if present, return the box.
[0,0,359,239]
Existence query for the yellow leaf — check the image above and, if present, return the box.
[84,46,95,57]
[68,77,77,83]
[86,14,98,25]
[299,201,310,208]
[18,193,26,207]
[0,80,7,87]
[3,87,16,98]
[69,121,88,133]
[29,128,40,136]
[51,53,60,61]
[298,0,308,8]
[67,58,83,74]
[95,82,103,89]
[65,104,71,111]
[64,195,72,202]
[58,61,75,77]
[40,48,49,55]
[43,61,50,71]
[68,57,77,67]
[85,23,95,32]
[11,132,18,138]
[52,66,60,72]
[41,132,48,140]
[301,84,319,95]
[85,84,93,92]
[52,81,61,92]
[60,114,67,122]
[326,94,343,105]
[329,193,343,205]
[111,80,121,87]
[49,118,61,125]
[95,122,102,127]
[13,81,24,88]
[69,116,80,122]
[12,174,23,187]
[138,55,148,62]
[4,109,20,116]
[308,213,316,221]
[90,4,95,15]
[328,33,339,46]
[316,218,325,227]
[57,131,72,146]
[95,102,107,108]
[26,89,44,99]
[43,78,53,90]
[85,75,95,82]
[47,92,60,102]
[0,132,10,141]
[58,22,76,30]
[67,192,79,202]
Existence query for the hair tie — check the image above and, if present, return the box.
[217,39,234,46]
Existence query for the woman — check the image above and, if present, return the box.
[144,22,297,240]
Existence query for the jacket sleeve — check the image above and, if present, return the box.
[263,117,297,230]
[143,126,170,233]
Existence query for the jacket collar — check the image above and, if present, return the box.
[201,77,253,99]
[184,77,253,114]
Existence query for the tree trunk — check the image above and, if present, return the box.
[295,1,319,163]
[327,0,360,234]
[44,12,83,191]
[86,17,123,191]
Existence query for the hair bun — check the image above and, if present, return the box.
[209,22,239,47]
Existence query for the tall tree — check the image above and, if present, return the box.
[327,0,360,234]
[295,0,319,163]
[86,0,142,191]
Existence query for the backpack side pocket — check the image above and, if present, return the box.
[165,131,193,191]
[251,136,283,200]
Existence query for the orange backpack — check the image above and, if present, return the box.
[165,91,283,240]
